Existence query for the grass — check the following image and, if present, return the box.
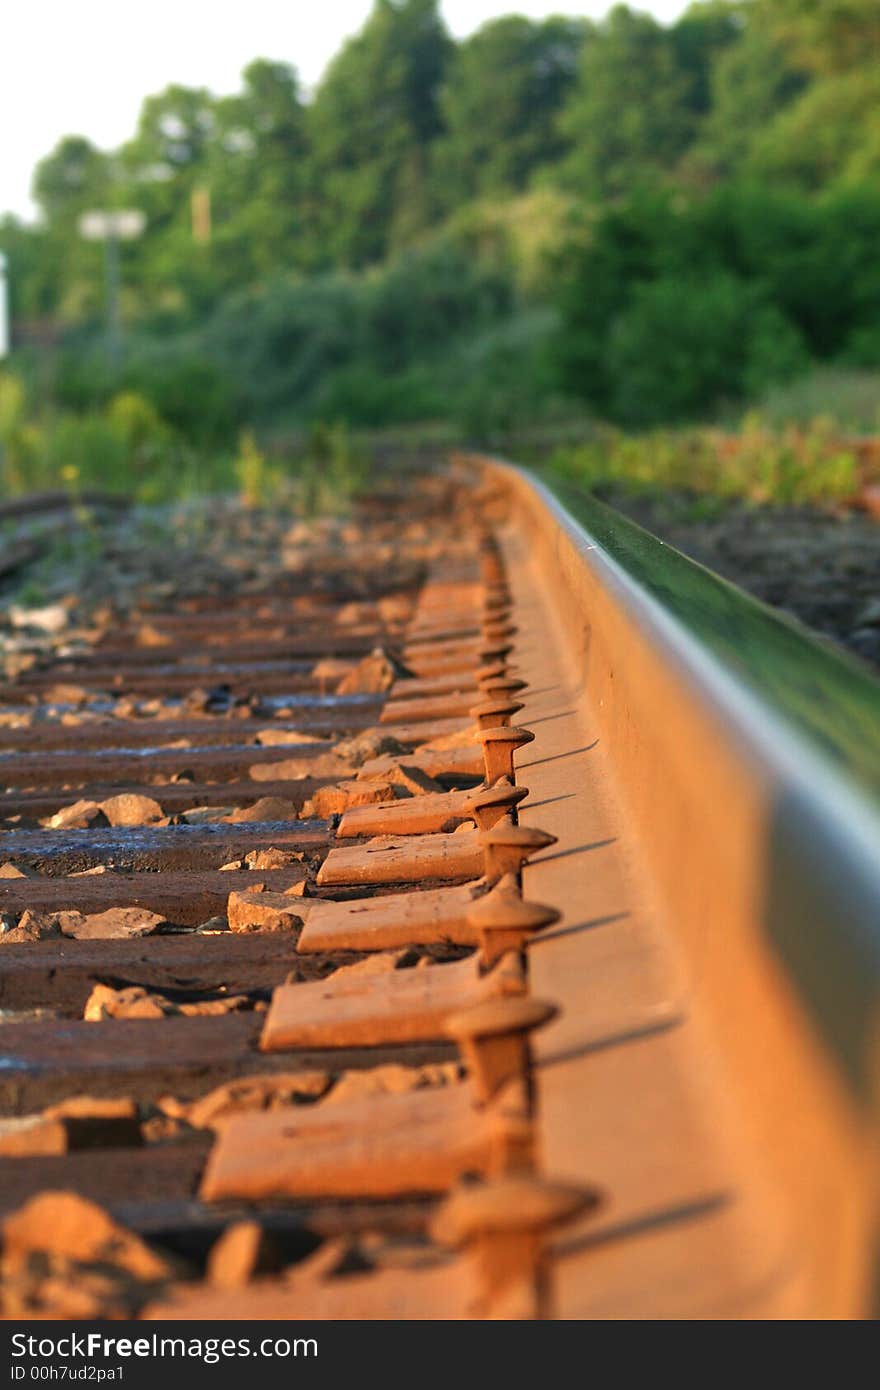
[545,413,863,509]
[0,371,372,515]
[4,363,879,515]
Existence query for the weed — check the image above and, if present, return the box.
[234,430,282,508]
[549,414,860,508]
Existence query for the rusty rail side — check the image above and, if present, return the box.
[471,453,880,1318]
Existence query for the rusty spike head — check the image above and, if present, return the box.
[482,590,512,615]
[469,698,525,731]
[480,821,556,881]
[444,995,557,1103]
[479,725,535,783]
[481,619,517,644]
[478,674,528,700]
[430,1175,600,1312]
[432,1174,597,1246]
[479,642,515,666]
[475,662,509,687]
[465,780,528,832]
[466,872,560,965]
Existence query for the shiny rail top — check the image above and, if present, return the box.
[540,473,880,804]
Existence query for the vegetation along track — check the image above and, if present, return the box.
[0,458,878,1320]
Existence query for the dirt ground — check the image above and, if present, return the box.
[602,489,880,674]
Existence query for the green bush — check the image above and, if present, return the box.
[121,355,236,446]
[603,274,807,426]
[203,274,366,424]
[313,364,445,427]
[0,373,41,493]
[554,183,880,425]
[106,391,169,450]
[454,307,559,438]
[364,237,513,374]
[49,338,237,446]
[548,415,859,507]
[40,414,130,490]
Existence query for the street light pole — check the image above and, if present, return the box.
[104,226,121,366]
[78,209,146,366]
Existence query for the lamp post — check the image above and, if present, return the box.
[77,209,145,365]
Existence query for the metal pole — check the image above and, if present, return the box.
[105,229,121,366]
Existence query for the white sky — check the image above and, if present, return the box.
[1,2,689,220]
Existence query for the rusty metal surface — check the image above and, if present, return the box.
[475,455,880,1319]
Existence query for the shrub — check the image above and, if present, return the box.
[454,307,560,438]
[548,415,858,507]
[294,422,371,515]
[122,356,236,446]
[553,183,880,424]
[312,364,445,427]
[40,414,129,491]
[0,373,41,493]
[234,429,284,508]
[106,390,166,441]
[604,274,807,426]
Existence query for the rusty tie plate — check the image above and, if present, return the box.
[260,952,525,1051]
[199,1078,532,1201]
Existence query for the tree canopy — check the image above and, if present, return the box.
[3,0,879,431]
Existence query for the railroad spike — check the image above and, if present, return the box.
[482,590,512,615]
[466,872,560,965]
[431,1175,600,1314]
[478,642,515,666]
[479,724,535,782]
[481,620,518,644]
[445,994,557,1103]
[465,780,528,833]
[469,698,525,731]
[475,661,511,687]
[479,674,528,700]
[480,821,556,881]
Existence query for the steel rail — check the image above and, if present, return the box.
[467,452,880,1317]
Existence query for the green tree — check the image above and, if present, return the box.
[116,86,222,314]
[559,5,695,198]
[688,11,808,181]
[27,138,114,322]
[741,1,880,190]
[760,0,880,73]
[210,60,309,274]
[434,15,589,206]
[32,136,112,222]
[123,84,216,187]
[0,217,63,320]
[748,68,880,189]
[307,0,453,265]
[668,2,742,118]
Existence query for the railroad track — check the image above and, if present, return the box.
[0,459,877,1320]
